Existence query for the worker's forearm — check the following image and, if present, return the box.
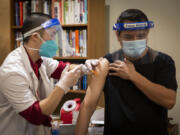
[131,71,176,109]
[39,86,65,115]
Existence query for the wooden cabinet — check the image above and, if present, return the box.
[0,0,11,65]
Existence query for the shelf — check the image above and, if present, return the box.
[53,56,88,60]
[11,26,23,29]
[68,90,86,94]
[11,24,87,30]
[62,24,87,28]
[11,24,88,29]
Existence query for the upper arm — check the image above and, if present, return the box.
[51,61,70,79]
[89,58,109,89]
[83,58,109,107]
[42,57,59,77]
[0,74,37,113]
[104,53,113,63]
[43,57,70,79]
[154,55,177,91]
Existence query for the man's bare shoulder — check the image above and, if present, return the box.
[95,58,109,77]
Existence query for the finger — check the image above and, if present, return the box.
[114,60,123,64]
[81,65,90,74]
[76,70,82,78]
[109,63,122,68]
[99,57,103,61]
[109,67,119,72]
[63,64,70,73]
[92,60,99,66]
[115,60,126,66]
[85,60,92,70]
[124,58,130,64]
[109,66,125,72]
[70,64,83,73]
[109,72,119,76]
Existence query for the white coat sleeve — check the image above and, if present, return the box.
[0,73,37,113]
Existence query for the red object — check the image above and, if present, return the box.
[19,101,52,127]
[19,1,23,26]
[50,61,70,79]
[75,30,80,54]
[60,98,81,124]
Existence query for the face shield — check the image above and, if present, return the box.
[23,18,74,57]
[23,18,62,48]
[113,21,154,58]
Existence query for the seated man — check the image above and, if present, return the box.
[75,9,177,135]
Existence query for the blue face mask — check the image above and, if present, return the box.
[122,39,147,58]
[39,40,58,58]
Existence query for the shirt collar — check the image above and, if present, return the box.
[24,47,43,72]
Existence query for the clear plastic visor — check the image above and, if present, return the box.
[23,18,62,48]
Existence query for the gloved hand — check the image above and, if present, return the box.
[80,64,90,75]
[83,58,103,75]
[56,64,82,94]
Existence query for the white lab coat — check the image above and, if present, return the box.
[0,45,60,135]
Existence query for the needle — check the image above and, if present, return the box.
[91,70,97,75]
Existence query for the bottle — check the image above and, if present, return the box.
[51,121,60,135]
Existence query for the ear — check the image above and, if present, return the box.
[115,31,123,48]
[146,29,150,44]
[115,31,120,42]
[147,29,150,35]
[30,33,40,42]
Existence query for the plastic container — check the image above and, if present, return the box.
[60,98,81,124]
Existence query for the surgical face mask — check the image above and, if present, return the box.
[25,35,58,58]
[122,39,147,58]
[39,40,58,58]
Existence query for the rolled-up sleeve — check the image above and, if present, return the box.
[19,101,52,127]
[42,57,70,79]
[50,61,70,79]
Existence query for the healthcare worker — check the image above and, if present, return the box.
[75,9,178,135]
[0,13,98,135]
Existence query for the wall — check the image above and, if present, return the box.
[105,0,180,133]
[0,0,11,65]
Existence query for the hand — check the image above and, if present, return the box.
[84,58,103,74]
[109,58,136,80]
[56,64,82,94]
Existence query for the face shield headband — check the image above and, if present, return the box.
[23,18,62,48]
[113,21,154,31]
[23,18,61,37]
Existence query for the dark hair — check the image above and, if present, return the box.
[22,12,52,44]
[117,9,148,24]
[116,9,149,35]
